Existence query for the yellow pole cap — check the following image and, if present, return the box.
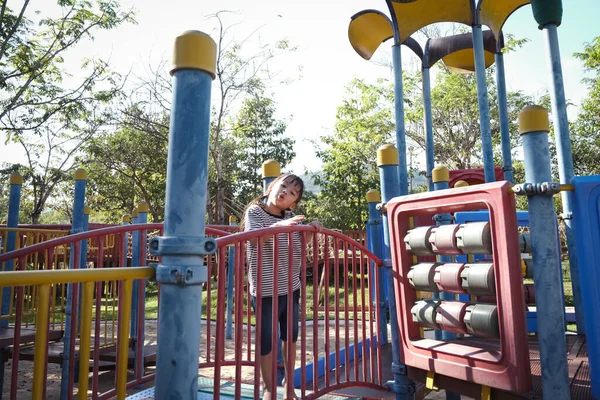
[9,173,23,185]
[454,180,469,188]
[432,166,450,183]
[366,189,381,203]
[138,202,149,213]
[74,168,87,181]
[171,30,217,79]
[262,159,281,178]
[229,215,237,223]
[122,214,131,223]
[377,144,398,166]
[83,206,91,215]
[519,105,550,135]
[132,208,139,218]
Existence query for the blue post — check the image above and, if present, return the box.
[121,214,131,267]
[77,206,90,334]
[366,189,388,345]
[1,173,22,328]
[378,144,415,399]
[432,167,457,341]
[391,44,409,195]
[130,208,140,339]
[225,216,237,340]
[541,23,584,334]
[422,41,435,192]
[149,31,217,398]
[471,25,495,183]
[61,168,87,400]
[262,159,280,193]
[495,51,514,183]
[519,105,570,398]
[261,158,285,385]
[135,203,149,380]
[432,167,460,400]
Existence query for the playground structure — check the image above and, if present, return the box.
[1,1,600,400]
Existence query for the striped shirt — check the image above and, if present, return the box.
[244,204,302,297]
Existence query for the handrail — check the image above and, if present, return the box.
[215,225,384,266]
[0,267,155,286]
[0,224,231,263]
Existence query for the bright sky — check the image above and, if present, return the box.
[1,0,599,175]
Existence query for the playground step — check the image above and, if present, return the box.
[125,376,362,399]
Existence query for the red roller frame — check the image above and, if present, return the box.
[387,181,531,392]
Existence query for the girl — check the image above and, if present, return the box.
[241,173,321,400]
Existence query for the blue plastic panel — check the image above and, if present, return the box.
[572,175,600,399]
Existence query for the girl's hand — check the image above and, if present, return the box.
[307,220,323,232]
[275,215,306,227]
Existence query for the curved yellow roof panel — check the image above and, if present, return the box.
[390,0,473,42]
[348,10,394,60]
[479,0,531,38]
[442,48,495,73]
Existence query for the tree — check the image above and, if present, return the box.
[81,107,168,223]
[571,36,600,176]
[310,78,395,230]
[0,1,135,223]
[231,92,295,205]
[209,10,297,224]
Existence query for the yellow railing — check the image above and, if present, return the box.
[0,267,154,400]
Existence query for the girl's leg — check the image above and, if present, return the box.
[260,352,274,400]
[281,340,299,400]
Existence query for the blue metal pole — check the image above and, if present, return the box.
[135,203,148,380]
[471,25,495,183]
[542,23,584,334]
[366,190,389,345]
[378,144,415,399]
[61,168,87,400]
[495,51,514,183]
[391,44,409,195]
[520,105,570,398]
[121,215,131,268]
[1,173,22,328]
[261,158,285,385]
[149,31,217,398]
[77,206,90,334]
[432,167,456,341]
[130,209,140,339]
[422,64,435,192]
[262,159,280,193]
[225,216,237,340]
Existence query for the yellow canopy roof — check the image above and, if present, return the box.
[348,0,531,60]
[443,48,495,73]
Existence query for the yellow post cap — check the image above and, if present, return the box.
[377,144,398,166]
[122,214,131,223]
[454,180,469,188]
[432,166,450,183]
[229,215,237,223]
[519,105,550,135]
[132,208,139,217]
[138,202,149,213]
[366,189,381,203]
[83,206,91,215]
[262,159,281,178]
[9,173,23,185]
[74,168,87,181]
[171,30,216,79]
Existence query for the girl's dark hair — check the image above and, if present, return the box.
[239,173,305,230]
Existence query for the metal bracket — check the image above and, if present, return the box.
[383,258,393,268]
[512,182,561,196]
[155,264,208,285]
[560,212,573,220]
[433,213,453,222]
[149,235,217,257]
[376,202,387,213]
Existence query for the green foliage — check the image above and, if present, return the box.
[231,92,295,205]
[310,78,394,230]
[81,112,168,223]
[571,36,600,176]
